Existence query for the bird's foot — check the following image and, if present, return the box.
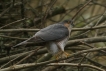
[54,51,63,63]
[54,54,60,63]
[62,51,70,63]
[63,51,70,58]
[55,55,59,60]
[54,51,70,63]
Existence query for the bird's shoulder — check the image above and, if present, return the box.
[40,23,68,32]
[34,23,69,41]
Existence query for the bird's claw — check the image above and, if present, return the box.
[63,51,70,58]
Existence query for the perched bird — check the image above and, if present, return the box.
[11,19,74,59]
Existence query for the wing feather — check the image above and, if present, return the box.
[11,24,69,48]
[35,24,69,42]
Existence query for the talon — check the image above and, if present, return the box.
[54,52,61,63]
[63,51,70,58]
[54,51,62,60]
[55,55,59,60]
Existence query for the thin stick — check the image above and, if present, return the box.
[15,47,41,65]
[0,18,27,29]
[0,25,106,33]
[72,0,92,21]
[1,47,106,71]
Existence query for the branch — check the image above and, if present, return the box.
[42,0,57,24]
[66,36,106,47]
[0,25,106,33]
[0,48,47,64]
[3,36,106,65]
[0,18,27,29]
[1,47,106,71]
[0,4,12,18]
[0,35,27,40]
[48,63,104,71]
[0,47,41,68]
[34,6,66,25]
[4,36,106,49]
[72,0,92,20]
[72,25,106,31]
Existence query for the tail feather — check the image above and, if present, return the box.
[11,35,43,48]
[11,36,36,48]
[11,40,28,48]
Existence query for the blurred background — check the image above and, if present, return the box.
[0,0,106,71]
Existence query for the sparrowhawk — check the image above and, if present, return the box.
[12,19,74,59]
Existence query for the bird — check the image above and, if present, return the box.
[11,19,74,60]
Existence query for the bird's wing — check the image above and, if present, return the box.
[35,24,69,42]
[11,24,69,48]
[11,36,44,48]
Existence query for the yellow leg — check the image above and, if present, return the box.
[63,51,70,58]
[55,54,59,60]
[54,51,62,60]
[54,51,70,63]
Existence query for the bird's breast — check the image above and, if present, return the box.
[47,42,59,55]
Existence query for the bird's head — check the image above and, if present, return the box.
[62,19,74,28]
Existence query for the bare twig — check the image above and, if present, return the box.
[66,36,106,47]
[15,47,41,64]
[0,4,12,18]
[4,36,106,49]
[94,10,106,36]
[42,0,57,27]
[1,47,106,71]
[0,47,40,68]
[72,0,92,21]
[0,48,47,65]
[0,25,106,33]
[0,18,27,29]
[48,63,104,71]
[0,35,27,40]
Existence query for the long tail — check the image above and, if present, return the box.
[11,40,29,48]
[11,35,43,48]
[11,38,34,48]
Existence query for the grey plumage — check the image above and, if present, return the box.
[11,20,73,55]
[47,37,68,54]
[35,24,69,41]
